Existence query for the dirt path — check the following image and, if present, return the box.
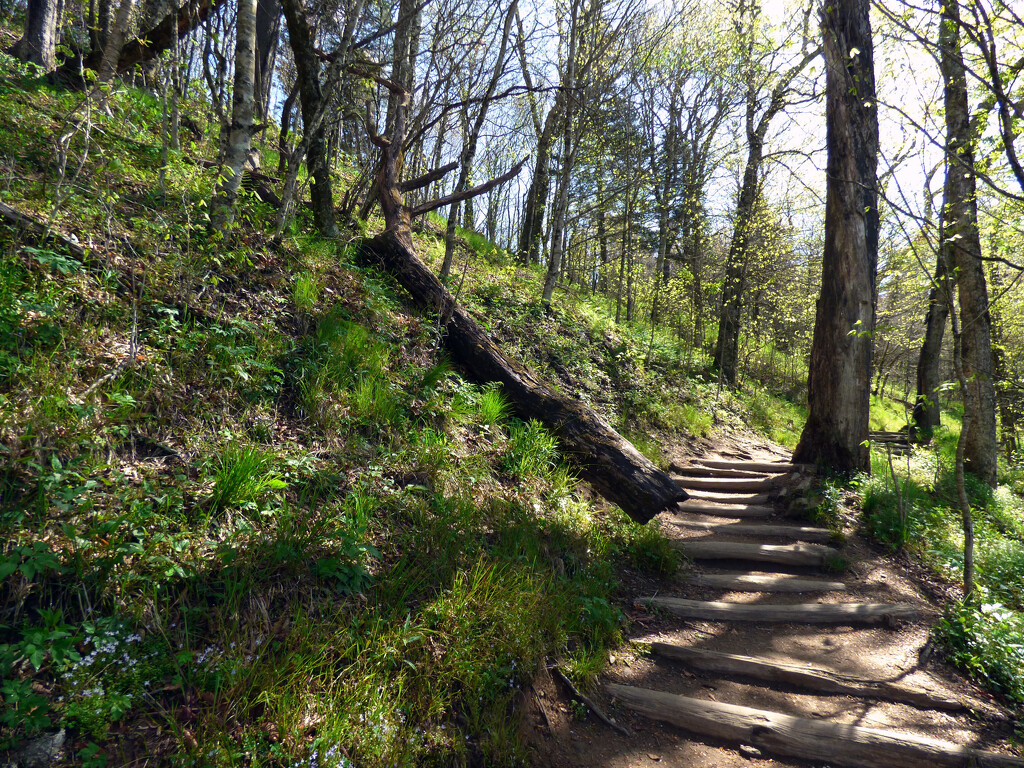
[522,434,1022,768]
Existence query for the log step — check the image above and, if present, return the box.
[684,490,771,505]
[674,466,777,479]
[673,476,784,492]
[649,644,964,711]
[695,459,807,474]
[670,519,837,543]
[636,596,921,625]
[673,540,833,566]
[688,572,847,592]
[676,501,774,518]
[605,684,1021,768]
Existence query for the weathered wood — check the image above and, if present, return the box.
[361,230,687,523]
[605,684,1022,768]
[649,644,964,711]
[694,459,807,474]
[684,490,771,505]
[670,519,836,543]
[688,572,847,593]
[673,475,787,492]
[636,596,921,625]
[1,201,88,259]
[673,466,776,479]
[676,501,774,518]
[672,541,832,566]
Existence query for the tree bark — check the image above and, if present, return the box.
[209,0,257,235]
[10,0,59,71]
[254,0,280,121]
[362,232,687,524]
[912,248,949,440]
[939,0,997,487]
[793,0,878,474]
[280,0,338,237]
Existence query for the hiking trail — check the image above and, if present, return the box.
[522,434,1023,768]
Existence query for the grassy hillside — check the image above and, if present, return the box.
[0,59,810,765]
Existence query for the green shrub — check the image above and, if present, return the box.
[207,443,286,515]
[502,419,558,478]
[934,601,1024,710]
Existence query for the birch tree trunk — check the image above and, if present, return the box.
[793,0,878,474]
[209,0,257,235]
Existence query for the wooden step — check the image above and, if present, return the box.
[673,476,785,493]
[605,684,1022,768]
[695,459,806,474]
[635,596,921,625]
[649,644,964,711]
[688,572,847,593]
[670,519,837,543]
[676,501,774,518]
[674,466,776,479]
[672,541,833,566]
[684,490,771,505]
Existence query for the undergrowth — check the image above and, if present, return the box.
[0,54,803,764]
[859,427,1024,716]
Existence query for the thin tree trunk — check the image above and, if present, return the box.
[280,0,338,237]
[939,0,997,487]
[912,248,949,440]
[793,0,878,474]
[209,0,257,235]
[254,0,279,121]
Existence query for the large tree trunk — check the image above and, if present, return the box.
[362,231,687,523]
[939,0,997,487]
[280,0,338,237]
[209,0,257,234]
[10,0,59,71]
[793,0,878,474]
[912,248,949,440]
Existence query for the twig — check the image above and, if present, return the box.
[532,687,552,732]
[552,666,632,737]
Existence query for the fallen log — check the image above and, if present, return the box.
[605,684,1022,768]
[672,541,832,566]
[688,572,847,592]
[636,596,922,625]
[1,201,88,259]
[649,644,964,711]
[361,229,686,523]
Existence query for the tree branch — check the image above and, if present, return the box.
[409,157,527,218]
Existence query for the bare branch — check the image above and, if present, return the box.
[410,157,528,218]
[401,160,458,193]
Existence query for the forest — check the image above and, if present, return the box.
[0,0,1023,764]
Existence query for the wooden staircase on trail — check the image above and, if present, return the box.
[870,430,914,455]
[602,455,1023,768]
